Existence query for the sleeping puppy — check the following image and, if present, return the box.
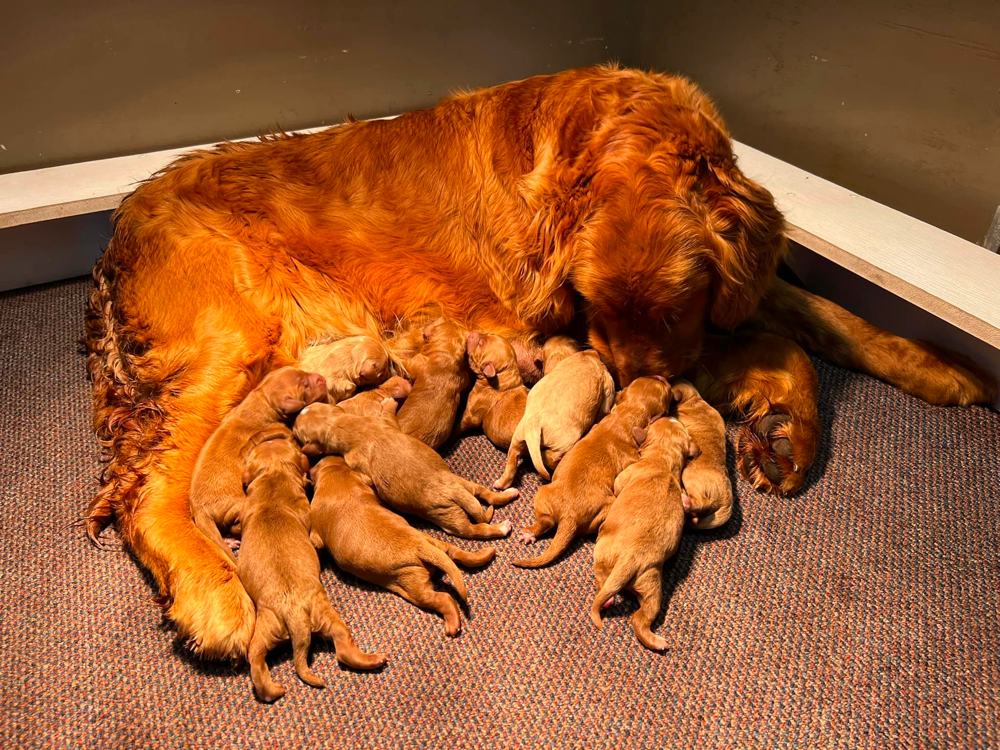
[395,318,472,449]
[672,380,733,529]
[455,331,528,450]
[189,366,327,562]
[310,456,495,637]
[338,376,412,417]
[297,335,390,401]
[512,376,673,568]
[496,340,615,489]
[239,429,386,702]
[293,403,517,539]
[590,417,699,651]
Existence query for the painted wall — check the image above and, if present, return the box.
[0,0,630,172]
[3,1,997,243]
[637,0,1000,243]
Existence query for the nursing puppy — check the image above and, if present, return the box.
[189,366,327,562]
[590,417,699,651]
[496,341,615,489]
[294,403,517,539]
[513,376,673,568]
[338,376,412,417]
[239,430,386,702]
[297,335,390,401]
[672,380,733,529]
[396,318,472,449]
[310,457,495,636]
[456,331,528,450]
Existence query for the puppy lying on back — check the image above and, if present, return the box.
[672,380,733,529]
[590,417,699,651]
[189,366,327,561]
[297,335,390,401]
[455,331,528,450]
[294,403,517,539]
[396,318,472,449]
[496,337,615,488]
[338,376,412,417]
[513,376,673,568]
[310,457,495,637]
[239,429,386,702]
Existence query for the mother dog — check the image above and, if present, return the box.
[84,65,994,658]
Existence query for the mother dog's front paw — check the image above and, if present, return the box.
[737,412,809,496]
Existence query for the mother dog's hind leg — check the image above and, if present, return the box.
[690,333,819,496]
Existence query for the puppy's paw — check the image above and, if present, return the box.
[517,529,536,545]
[737,412,810,496]
[495,519,513,536]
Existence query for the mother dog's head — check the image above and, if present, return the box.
[545,73,787,384]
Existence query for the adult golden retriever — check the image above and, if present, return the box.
[85,65,994,658]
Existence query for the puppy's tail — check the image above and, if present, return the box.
[287,609,325,689]
[417,543,469,602]
[590,562,636,629]
[512,521,576,568]
[525,421,550,481]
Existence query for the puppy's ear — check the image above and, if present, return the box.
[242,466,254,488]
[686,435,701,460]
[483,362,497,378]
[279,394,308,417]
[631,426,647,446]
[614,390,625,406]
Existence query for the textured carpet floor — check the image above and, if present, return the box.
[2,277,999,749]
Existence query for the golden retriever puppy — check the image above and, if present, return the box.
[297,335,390,402]
[513,376,673,568]
[590,417,699,651]
[456,331,528,450]
[189,367,327,562]
[671,379,733,528]
[293,403,517,539]
[310,457,494,637]
[496,344,615,488]
[396,318,472,449]
[239,431,386,702]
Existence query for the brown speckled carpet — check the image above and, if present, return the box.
[2,277,999,749]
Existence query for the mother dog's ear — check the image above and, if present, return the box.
[703,163,787,330]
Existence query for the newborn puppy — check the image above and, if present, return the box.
[513,376,673,568]
[338,376,412,417]
[672,380,733,529]
[239,430,386,702]
[189,366,327,562]
[455,331,528,450]
[310,457,495,637]
[297,335,390,401]
[294,403,517,539]
[496,343,615,488]
[590,417,699,651]
[395,318,472,449]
